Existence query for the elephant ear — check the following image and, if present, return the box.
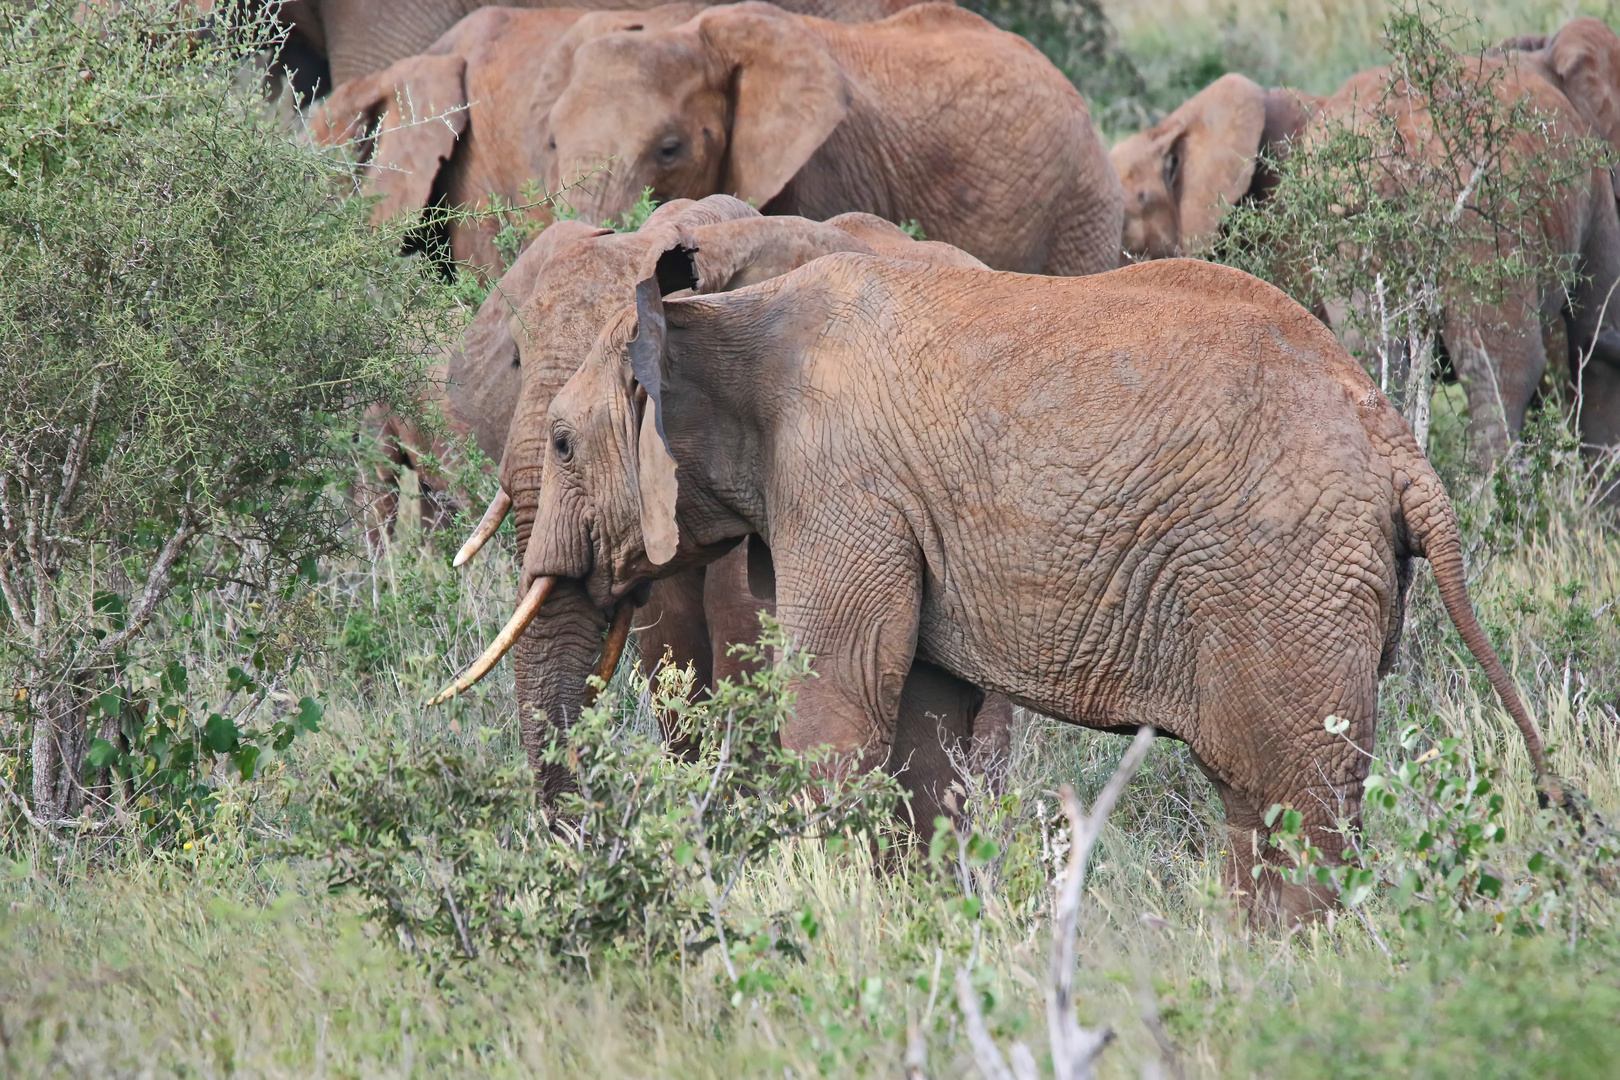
[823,212,990,269]
[702,5,849,207]
[667,216,871,292]
[1544,18,1620,150]
[1170,73,1269,251]
[312,55,469,227]
[628,277,680,566]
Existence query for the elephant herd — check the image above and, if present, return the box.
[303,4,1610,918]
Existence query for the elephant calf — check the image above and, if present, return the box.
[460,252,1562,920]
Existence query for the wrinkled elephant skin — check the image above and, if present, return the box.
[457,198,1008,823]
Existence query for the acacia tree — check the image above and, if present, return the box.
[0,2,456,826]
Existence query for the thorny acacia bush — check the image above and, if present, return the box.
[293,622,900,972]
[1216,3,1611,451]
[0,2,459,831]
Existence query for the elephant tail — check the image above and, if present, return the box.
[1396,454,1570,810]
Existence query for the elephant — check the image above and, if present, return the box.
[1310,56,1620,460]
[275,0,941,101]
[543,2,1123,276]
[1110,73,1320,260]
[309,5,704,275]
[452,249,1563,920]
[441,195,1012,823]
[1114,59,1620,463]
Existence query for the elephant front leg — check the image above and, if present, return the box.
[771,525,924,789]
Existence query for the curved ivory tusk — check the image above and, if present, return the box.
[452,489,513,568]
[427,575,555,706]
[583,601,637,707]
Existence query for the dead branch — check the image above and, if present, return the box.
[950,725,1155,1080]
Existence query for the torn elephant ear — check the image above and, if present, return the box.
[629,276,680,565]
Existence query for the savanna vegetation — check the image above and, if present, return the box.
[2,1,1619,1076]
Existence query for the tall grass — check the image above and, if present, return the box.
[4,4,1620,1074]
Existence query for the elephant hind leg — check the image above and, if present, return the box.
[888,660,980,838]
[1189,626,1380,923]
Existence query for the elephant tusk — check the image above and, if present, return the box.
[427,575,555,706]
[583,601,637,707]
[452,489,513,568]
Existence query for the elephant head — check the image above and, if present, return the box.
[545,3,850,225]
[1505,18,1620,198]
[1110,73,1319,259]
[439,205,987,796]
[309,5,704,274]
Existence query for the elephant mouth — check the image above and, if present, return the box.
[427,575,636,708]
[435,484,636,708]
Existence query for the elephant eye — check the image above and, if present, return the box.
[547,136,556,151]
[552,432,573,463]
[657,135,682,162]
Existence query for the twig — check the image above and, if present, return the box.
[92,514,195,656]
[955,966,1017,1080]
[954,726,1154,1080]
[1048,726,1153,1080]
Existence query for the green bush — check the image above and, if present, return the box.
[1216,2,1607,450]
[0,1,457,831]
[293,621,899,970]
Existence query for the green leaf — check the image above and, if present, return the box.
[86,737,120,769]
[92,590,127,631]
[294,696,324,733]
[673,843,695,867]
[161,660,189,696]
[965,833,999,866]
[233,745,261,781]
[203,712,239,754]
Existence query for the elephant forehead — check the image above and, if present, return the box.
[569,31,709,87]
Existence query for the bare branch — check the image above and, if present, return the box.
[1048,725,1155,1080]
[954,727,1153,1080]
[955,966,1016,1080]
[91,515,195,656]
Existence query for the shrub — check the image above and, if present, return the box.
[293,621,899,970]
[0,1,457,832]
[1215,2,1608,451]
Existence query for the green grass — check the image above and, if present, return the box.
[3,392,1619,1076]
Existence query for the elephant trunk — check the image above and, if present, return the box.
[559,163,648,228]
[511,583,611,802]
